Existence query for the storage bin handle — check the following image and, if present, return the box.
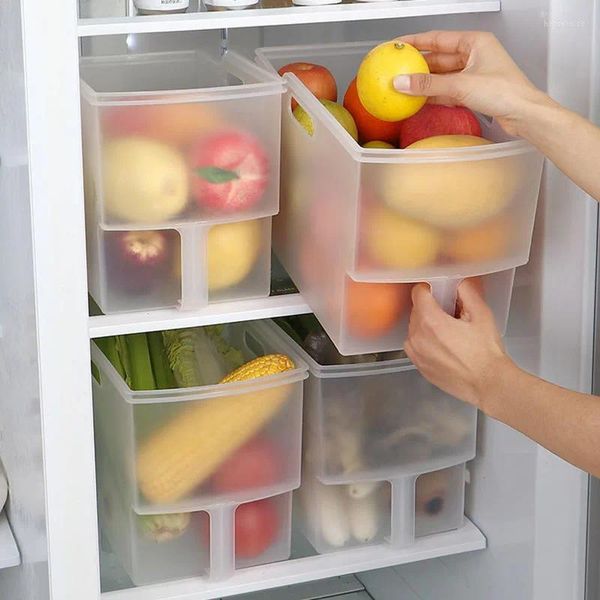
[282,73,321,139]
[429,279,460,317]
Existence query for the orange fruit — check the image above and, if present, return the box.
[444,216,511,263]
[102,102,221,148]
[345,279,411,339]
[344,78,402,145]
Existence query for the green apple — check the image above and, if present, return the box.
[293,100,358,141]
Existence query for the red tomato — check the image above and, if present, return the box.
[235,499,279,559]
[212,438,282,493]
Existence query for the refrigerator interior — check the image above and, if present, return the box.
[1,0,598,599]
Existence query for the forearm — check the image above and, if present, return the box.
[481,358,600,477]
[517,93,600,202]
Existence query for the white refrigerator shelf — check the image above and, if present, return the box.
[77,0,499,36]
[0,513,20,570]
[89,293,311,338]
[102,518,485,600]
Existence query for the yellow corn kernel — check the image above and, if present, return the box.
[136,354,295,504]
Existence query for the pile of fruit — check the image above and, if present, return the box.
[278,41,517,275]
[96,326,294,559]
[100,104,271,224]
[97,101,272,300]
[105,218,264,297]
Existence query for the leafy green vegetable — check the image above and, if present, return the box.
[205,325,245,372]
[163,328,226,388]
[95,336,126,380]
[147,331,176,390]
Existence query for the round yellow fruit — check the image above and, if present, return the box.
[382,135,516,229]
[362,204,441,269]
[207,219,262,291]
[357,41,429,122]
[363,141,395,149]
[444,216,511,263]
[103,137,188,224]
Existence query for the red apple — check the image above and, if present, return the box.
[278,62,337,110]
[398,104,482,148]
[212,438,282,493]
[189,131,269,213]
[107,230,174,292]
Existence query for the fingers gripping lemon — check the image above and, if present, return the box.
[357,41,429,122]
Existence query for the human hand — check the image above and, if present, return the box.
[393,30,551,137]
[404,279,512,410]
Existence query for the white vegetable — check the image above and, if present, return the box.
[348,493,380,543]
[346,480,380,499]
[317,484,351,548]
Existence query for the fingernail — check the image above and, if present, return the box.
[393,75,411,92]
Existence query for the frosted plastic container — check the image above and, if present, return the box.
[297,469,391,554]
[80,50,283,229]
[92,321,307,516]
[97,441,293,584]
[297,464,466,554]
[86,217,272,314]
[255,42,544,283]
[277,256,514,357]
[265,319,477,482]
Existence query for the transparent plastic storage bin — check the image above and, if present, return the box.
[81,50,282,314]
[296,464,466,554]
[265,319,477,482]
[255,42,544,283]
[97,441,293,584]
[86,217,272,314]
[278,253,514,356]
[81,50,283,229]
[92,322,307,516]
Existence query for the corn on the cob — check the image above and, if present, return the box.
[136,354,295,504]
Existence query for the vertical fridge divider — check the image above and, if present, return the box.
[178,223,209,310]
[207,503,237,581]
[389,476,417,548]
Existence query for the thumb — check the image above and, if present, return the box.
[456,279,493,323]
[393,72,463,100]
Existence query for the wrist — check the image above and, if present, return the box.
[512,89,563,141]
[471,354,520,417]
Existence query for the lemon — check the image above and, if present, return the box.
[357,41,429,122]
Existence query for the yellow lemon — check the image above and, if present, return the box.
[357,41,429,122]
[362,204,441,269]
[207,219,262,291]
[382,135,517,229]
[102,137,188,224]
